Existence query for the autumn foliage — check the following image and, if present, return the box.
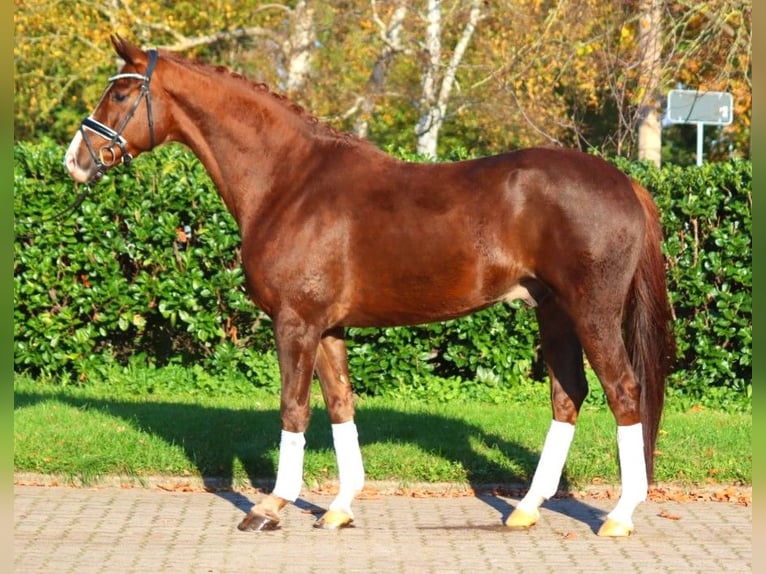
[14,0,751,161]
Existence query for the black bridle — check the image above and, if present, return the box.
[78,49,159,181]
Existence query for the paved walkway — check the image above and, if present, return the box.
[14,483,751,573]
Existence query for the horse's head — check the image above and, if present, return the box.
[64,35,164,183]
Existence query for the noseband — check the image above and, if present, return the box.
[79,49,158,179]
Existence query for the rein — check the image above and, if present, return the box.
[52,49,159,221]
[78,49,158,183]
[47,184,93,221]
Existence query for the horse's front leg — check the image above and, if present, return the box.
[238,314,321,532]
[313,327,364,529]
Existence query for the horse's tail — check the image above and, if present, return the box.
[626,180,676,482]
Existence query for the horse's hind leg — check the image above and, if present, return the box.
[507,300,587,530]
[578,312,646,537]
[313,327,365,529]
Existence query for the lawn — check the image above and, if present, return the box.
[13,373,751,491]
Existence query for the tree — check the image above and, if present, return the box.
[662,0,751,162]
[636,0,663,166]
[282,0,317,95]
[349,0,409,139]
[14,0,750,163]
[415,0,484,157]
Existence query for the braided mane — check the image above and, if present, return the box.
[159,49,366,146]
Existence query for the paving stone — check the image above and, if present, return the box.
[14,485,752,573]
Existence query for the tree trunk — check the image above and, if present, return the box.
[354,1,409,139]
[637,0,662,167]
[283,0,316,95]
[415,0,482,158]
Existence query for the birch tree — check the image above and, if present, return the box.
[14,0,750,159]
[162,1,318,96]
[352,0,409,138]
[282,0,316,95]
[415,0,483,158]
[117,0,316,95]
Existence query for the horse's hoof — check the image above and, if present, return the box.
[314,509,354,530]
[238,510,281,532]
[505,507,540,530]
[597,517,634,537]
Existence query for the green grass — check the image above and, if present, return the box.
[13,372,751,490]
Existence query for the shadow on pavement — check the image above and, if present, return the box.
[14,389,607,530]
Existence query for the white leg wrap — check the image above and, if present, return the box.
[607,423,648,526]
[271,430,306,502]
[329,421,365,516]
[517,420,575,513]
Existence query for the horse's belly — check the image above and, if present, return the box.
[341,276,536,328]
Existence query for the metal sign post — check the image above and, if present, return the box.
[666,89,733,166]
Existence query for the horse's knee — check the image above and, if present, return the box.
[325,395,355,423]
[280,401,311,432]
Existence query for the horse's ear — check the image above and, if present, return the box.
[110,34,146,66]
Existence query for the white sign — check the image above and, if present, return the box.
[666,89,733,126]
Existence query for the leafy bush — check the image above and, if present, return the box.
[14,140,751,406]
[614,158,752,401]
[14,140,274,383]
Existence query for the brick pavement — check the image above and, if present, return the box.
[14,484,751,573]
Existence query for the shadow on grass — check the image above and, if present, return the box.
[14,390,606,530]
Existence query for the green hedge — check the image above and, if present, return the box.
[613,157,752,403]
[14,140,751,402]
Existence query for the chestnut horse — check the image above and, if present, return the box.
[65,36,674,537]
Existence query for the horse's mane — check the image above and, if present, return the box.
[159,49,370,147]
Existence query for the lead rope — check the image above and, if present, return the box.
[49,184,92,221]
[44,49,159,222]
[30,50,158,225]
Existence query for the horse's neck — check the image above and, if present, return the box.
[166,71,318,224]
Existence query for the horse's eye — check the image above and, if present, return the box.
[111,91,128,103]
